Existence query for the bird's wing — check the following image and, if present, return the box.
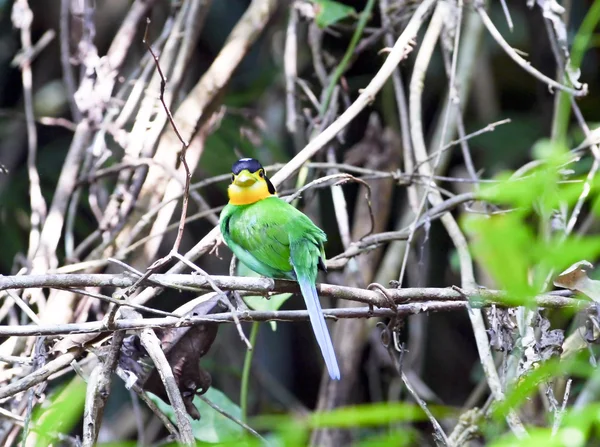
[222,198,300,276]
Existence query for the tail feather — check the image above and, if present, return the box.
[296,274,341,380]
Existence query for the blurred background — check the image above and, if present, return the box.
[0,0,599,445]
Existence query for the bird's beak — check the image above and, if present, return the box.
[233,172,257,187]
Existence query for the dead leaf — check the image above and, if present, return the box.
[538,315,564,361]
[554,261,600,302]
[485,306,517,353]
[118,296,221,420]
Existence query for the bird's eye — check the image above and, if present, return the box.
[258,170,264,178]
[231,174,235,182]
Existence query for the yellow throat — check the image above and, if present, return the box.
[227,169,275,205]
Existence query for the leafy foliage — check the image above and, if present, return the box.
[149,387,245,443]
[464,139,600,304]
[313,0,357,28]
[30,377,87,445]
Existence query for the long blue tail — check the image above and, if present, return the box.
[296,274,341,380]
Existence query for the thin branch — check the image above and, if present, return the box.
[127,0,438,309]
[198,395,267,443]
[319,0,377,115]
[12,0,48,262]
[0,301,584,342]
[285,6,299,134]
[0,350,82,400]
[380,0,417,210]
[0,273,581,308]
[408,1,527,437]
[270,0,437,187]
[82,331,125,446]
[59,0,81,121]
[142,18,191,260]
[114,366,180,439]
[137,326,195,446]
[476,1,587,97]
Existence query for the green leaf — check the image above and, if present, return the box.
[535,235,600,281]
[32,376,87,445]
[463,213,538,303]
[149,387,244,443]
[358,429,417,447]
[314,0,356,29]
[254,402,444,431]
[237,262,292,331]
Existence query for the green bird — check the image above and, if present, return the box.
[219,158,340,380]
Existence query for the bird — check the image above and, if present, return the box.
[219,158,341,380]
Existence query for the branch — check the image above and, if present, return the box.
[269,0,437,187]
[0,350,82,400]
[82,331,125,446]
[476,1,587,97]
[0,299,584,340]
[0,273,581,308]
[408,1,527,437]
[126,0,440,307]
[138,327,195,446]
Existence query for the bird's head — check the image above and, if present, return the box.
[227,158,276,205]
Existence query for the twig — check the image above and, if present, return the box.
[551,378,571,436]
[380,323,449,445]
[5,289,40,324]
[411,119,511,176]
[21,337,47,445]
[138,327,195,446]
[271,0,438,188]
[199,395,268,444]
[59,0,81,122]
[476,1,587,97]
[57,287,179,317]
[319,0,377,115]
[129,389,146,446]
[172,252,251,349]
[143,19,191,259]
[285,6,299,134]
[407,1,527,437]
[438,2,480,185]
[0,354,33,365]
[380,0,417,210]
[12,0,48,263]
[499,0,514,31]
[114,367,180,439]
[82,331,125,446]
[308,22,328,87]
[0,295,584,339]
[328,192,477,267]
[0,350,82,400]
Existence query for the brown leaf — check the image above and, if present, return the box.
[119,295,221,420]
[554,260,600,302]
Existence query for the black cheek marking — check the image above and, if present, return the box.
[266,177,276,195]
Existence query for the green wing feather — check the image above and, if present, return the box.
[220,196,326,278]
